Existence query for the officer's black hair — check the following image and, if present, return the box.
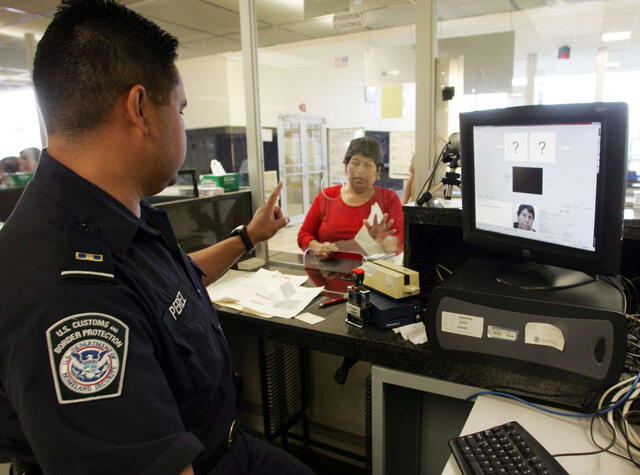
[517,204,535,219]
[33,0,179,136]
[343,137,384,169]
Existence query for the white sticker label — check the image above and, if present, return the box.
[487,325,519,342]
[524,322,565,351]
[346,302,361,317]
[384,274,394,288]
[441,311,484,338]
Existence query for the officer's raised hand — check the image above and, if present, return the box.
[246,182,289,244]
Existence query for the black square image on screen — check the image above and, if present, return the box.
[512,167,543,195]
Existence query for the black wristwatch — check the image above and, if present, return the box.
[230,224,254,252]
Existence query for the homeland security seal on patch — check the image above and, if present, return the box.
[46,313,129,404]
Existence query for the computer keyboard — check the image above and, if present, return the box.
[448,421,569,475]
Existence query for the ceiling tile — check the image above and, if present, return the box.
[279,15,336,38]
[151,18,212,42]
[0,0,142,13]
[355,0,409,10]
[199,0,239,13]
[130,0,241,36]
[178,35,241,58]
[0,9,25,25]
[0,15,50,35]
[0,1,59,14]
[437,0,513,21]
[256,0,304,25]
[513,0,556,9]
[228,26,310,46]
[365,4,415,29]
[203,0,306,25]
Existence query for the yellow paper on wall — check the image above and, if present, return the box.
[381,85,403,119]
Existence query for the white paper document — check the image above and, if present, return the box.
[392,322,428,345]
[295,312,325,325]
[207,268,322,319]
[352,202,385,256]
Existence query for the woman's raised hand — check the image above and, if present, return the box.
[364,214,398,253]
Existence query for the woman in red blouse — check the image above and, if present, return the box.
[297,137,404,259]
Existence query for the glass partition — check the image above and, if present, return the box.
[0,29,42,202]
[255,1,417,263]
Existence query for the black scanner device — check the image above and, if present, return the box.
[369,292,426,329]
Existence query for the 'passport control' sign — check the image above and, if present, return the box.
[46,313,129,404]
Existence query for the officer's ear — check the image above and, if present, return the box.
[124,84,150,135]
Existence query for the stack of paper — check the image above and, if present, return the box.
[207,268,323,319]
[392,322,428,345]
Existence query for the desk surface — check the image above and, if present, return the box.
[442,395,638,474]
[215,268,603,413]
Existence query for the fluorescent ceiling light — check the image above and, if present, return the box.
[1,7,28,14]
[0,75,30,82]
[606,62,621,69]
[602,31,631,42]
[511,77,528,87]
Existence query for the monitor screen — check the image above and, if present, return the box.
[461,103,628,277]
[154,191,253,253]
[473,122,600,251]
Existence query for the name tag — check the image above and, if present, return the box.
[169,291,187,320]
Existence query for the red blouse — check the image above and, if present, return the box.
[297,185,404,252]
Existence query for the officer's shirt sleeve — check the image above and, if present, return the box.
[4,283,204,475]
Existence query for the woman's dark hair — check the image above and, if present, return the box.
[33,0,179,136]
[343,137,384,168]
[517,204,535,219]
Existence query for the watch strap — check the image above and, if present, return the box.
[232,225,254,252]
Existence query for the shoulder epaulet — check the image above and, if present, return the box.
[60,220,114,282]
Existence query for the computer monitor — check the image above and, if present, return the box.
[155,191,253,253]
[460,102,628,288]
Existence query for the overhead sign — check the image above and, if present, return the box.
[333,12,364,31]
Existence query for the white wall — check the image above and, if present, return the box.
[177,28,416,132]
[176,55,232,129]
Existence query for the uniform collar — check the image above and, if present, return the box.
[32,150,163,258]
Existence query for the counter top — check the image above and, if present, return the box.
[216,292,601,413]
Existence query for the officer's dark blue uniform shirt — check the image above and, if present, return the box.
[0,151,237,474]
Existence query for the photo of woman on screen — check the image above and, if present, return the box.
[514,204,536,231]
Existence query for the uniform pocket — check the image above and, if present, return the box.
[161,280,205,354]
[161,279,224,393]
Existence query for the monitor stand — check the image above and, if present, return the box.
[496,261,595,291]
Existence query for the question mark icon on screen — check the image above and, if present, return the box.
[512,141,519,154]
[538,141,546,154]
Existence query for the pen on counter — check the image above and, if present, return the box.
[319,297,347,308]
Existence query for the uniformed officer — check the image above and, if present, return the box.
[0,1,315,474]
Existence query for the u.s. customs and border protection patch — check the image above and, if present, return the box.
[46,313,129,404]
